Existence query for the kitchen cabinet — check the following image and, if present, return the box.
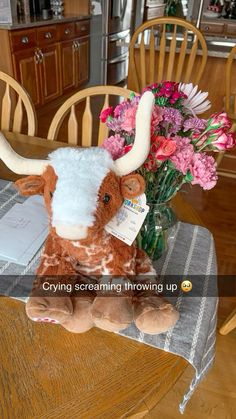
[39,44,61,104]
[199,19,236,37]
[0,18,90,107]
[13,48,41,107]
[60,37,90,94]
[75,36,89,86]
[60,39,77,93]
[188,0,236,38]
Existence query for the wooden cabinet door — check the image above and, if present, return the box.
[75,36,90,87]
[13,48,41,107]
[39,43,61,104]
[60,40,76,93]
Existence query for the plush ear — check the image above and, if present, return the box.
[15,175,45,196]
[120,174,145,199]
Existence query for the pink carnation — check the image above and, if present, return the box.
[101,135,125,160]
[100,106,113,123]
[189,153,217,190]
[170,137,194,174]
[120,105,138,132]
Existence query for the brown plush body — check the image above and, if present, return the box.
[16,166,179,335]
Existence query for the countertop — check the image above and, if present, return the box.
[131,35,236,59]
[205,36,236,58]
[0,14,91,30]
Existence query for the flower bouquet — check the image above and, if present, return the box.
[100,82,236,260]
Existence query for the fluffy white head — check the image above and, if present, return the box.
[49,147,115,232]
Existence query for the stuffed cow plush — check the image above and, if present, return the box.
[0,92,179,334]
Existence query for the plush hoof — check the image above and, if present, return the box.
[91,296,133,332]
[61,296,95,333]
[134,296,179,335]
[26,296,73,324]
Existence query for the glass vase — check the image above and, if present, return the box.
[137,202,177,261]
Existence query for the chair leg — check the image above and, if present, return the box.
[219,308,236,335]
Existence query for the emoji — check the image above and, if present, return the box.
[181,280,192,293]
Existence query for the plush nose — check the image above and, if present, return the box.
[55,224,88,240]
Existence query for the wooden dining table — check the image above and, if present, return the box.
[0,131,204,419]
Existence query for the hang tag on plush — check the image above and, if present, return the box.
[105,194,149,246]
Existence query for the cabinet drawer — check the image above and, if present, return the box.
[37,25,58,45]
[200,22,225,35]
[10,28,36,52]
[58,22,75,40]
[226,23,236,37]
[75,20,90,37]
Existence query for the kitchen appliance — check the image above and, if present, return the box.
[101,0,133,85]
[89,0,145,87]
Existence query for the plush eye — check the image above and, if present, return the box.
[103,193,111,203]
[50,192,53,198]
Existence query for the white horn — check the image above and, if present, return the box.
[114,91,155,176]
[0,132,48,175]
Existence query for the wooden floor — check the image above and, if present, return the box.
[28,105,236,418]
[148,318,236,419]
[148,174,236,418]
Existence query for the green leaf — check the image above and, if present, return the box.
[184,171,194,182]
[155,97,168,106]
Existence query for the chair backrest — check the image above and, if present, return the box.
[0,71,37,136]
[47,85,135,146]
[225,45,236,120]
[128,17,208,92]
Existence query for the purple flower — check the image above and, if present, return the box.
[170,137,194,174]
[189,153,217,190]
[161,108,183,134]
[183,117,207,134]
[106,117,124,132]
[101,134,125,160]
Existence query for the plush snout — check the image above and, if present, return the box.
[55,224,88,240]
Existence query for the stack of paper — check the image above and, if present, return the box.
[0,196,48,266]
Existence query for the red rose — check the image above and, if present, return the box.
[155,138,177,161]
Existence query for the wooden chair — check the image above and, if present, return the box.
[47,85,135,145]
[127,16,208,92]
[0,71,37,136]
[217,45,236,178]
[219,308,236,335]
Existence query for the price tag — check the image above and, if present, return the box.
[105,194,149,246]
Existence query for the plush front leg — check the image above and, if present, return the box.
[91,296,133,332]
[26,295,73,324]
[61,295,95,333]
[26,234,95,331]
[133,296,179,335]
[90,276,133,332]
[134,249,179,334]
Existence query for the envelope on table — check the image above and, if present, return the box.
[0,196,48,266]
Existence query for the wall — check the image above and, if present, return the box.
[64,0,90,15]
